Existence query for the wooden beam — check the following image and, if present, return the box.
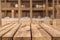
[18,0,21,23]
[31,24,51,40]
[30,0,32,22]
[11,10,14,18]
[18,0,21,18]
[5,0,7,17]
[56,0,59,18]
[0,23,14,32]
[13,25,31,40]
[40,23,60,40]
[0,0,2,25]
[0,0,2,18]
[53,0,55,19]
[2,24,20,40]
[46,0,48,17]
[32,29,51,40]
[57,0,59,4]
[0,23,17,40]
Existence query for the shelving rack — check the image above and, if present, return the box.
[0,0,60,19]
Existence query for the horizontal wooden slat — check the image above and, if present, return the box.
[2,24,20,40]
[1,23,11,27]
[0,23,14,32]
[13,25,31,40]
[0,23,17,40]
[31,23,41,30]
[40,23,60,40]
[20,25,30,31]
[31,24,51,40]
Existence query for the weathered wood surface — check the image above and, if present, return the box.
[2,24,20,40]
[13,25,31,40]
[0,23,14,32]
[31,23,42,30]
[0,22,60,40]
[40,23,60,40]
[1,23,11,27]
[0,23,17,40]
[31,24,51,40]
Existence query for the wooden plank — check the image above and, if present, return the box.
[18,0,21,18]
[31,23,41,30]
[20,25,30,31]
[2,24,20,40]
[0,0,2,25]
[21,22,30,27]
[39,29,51,40]
[0,23,17,40]
[46,0,48,17]
[33,8,46,10]
[1,23,12,27]
[52,0,55,18]
[30,0,32,22]
[32,24,51,40]
[13,25,31,40]
[0,23,14,32]
[40,23,60,40]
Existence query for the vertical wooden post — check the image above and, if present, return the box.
[0,0,2,25]
[57,0,59,5]
[11,10,14,18]
[53,0,55,19]
[18,0,21,23]
[5,0,7,17]
[46,0,48,17]
[30,0,32,23]
[0,0,2,18]
[56,0,59,18]
[18,0,21,18]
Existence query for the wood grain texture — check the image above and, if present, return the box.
[40,23,60,40]
[13,25,31,40]
[31,24,51,40]
[0,23,14,32]
[0,23,17,40]
[31,23,41,30]
[2,24,20,40]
